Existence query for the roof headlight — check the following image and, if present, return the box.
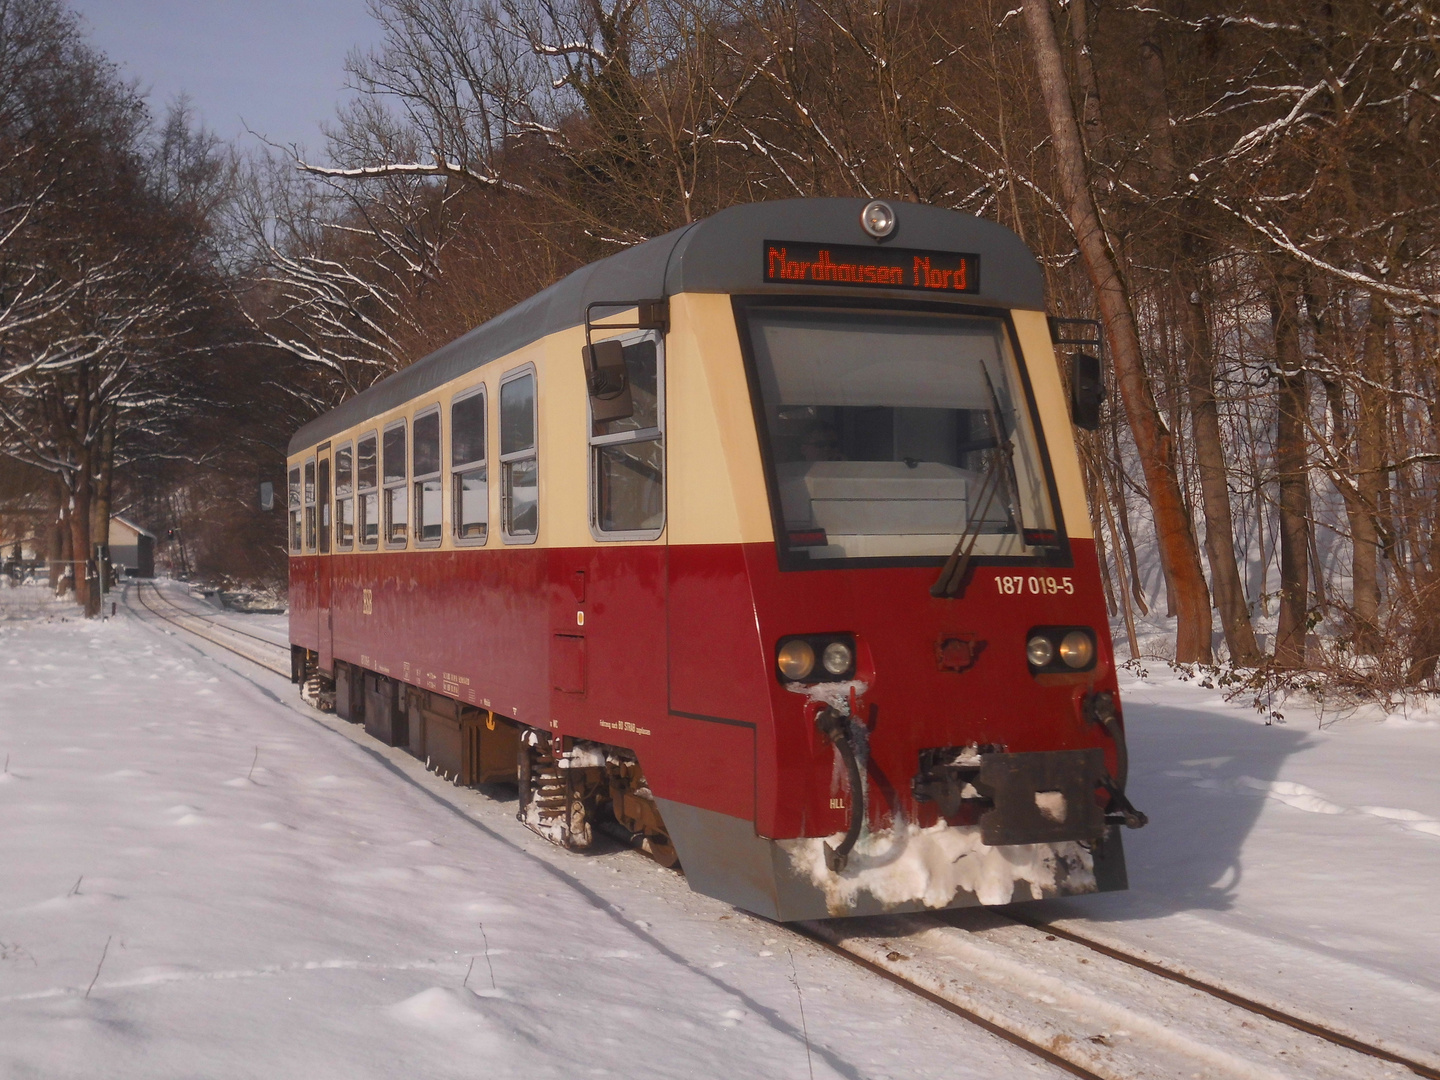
[822,641,854,676]
[860,200,897,239]
[1059,630,1095,669]
[777,639,816,681]
[1026,635,1055,669]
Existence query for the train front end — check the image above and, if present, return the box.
[655,201,1143,920]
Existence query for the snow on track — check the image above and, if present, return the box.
[127,582,290,676]
[807,913,1419,1079]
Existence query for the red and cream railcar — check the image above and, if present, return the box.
[287,198,1144,920]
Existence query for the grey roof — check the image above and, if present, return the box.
[288,198,1046,454]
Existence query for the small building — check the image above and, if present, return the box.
[108,516,154,578]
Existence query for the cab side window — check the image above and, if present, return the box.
[383,421,408,545]
[288,467,302,552]
[413,409,442,544]
[335,444,354,549]
[500,371,538,541]
[591,335,664,537]
[451,388,487,542]
[357,433,378,546]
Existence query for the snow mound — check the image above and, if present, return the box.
[1236,777,1346,814]
[388,987,504,1033]
[1357,805,1431,822]
[782,821,1095,912]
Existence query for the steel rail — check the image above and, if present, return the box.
[130,581,291,678]
[1001,913,1440,1080]
[789,921,1108,1080]
[801,908,1438,1080]
[142,584,290,651]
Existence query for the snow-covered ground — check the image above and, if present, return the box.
[1049,657,1440,1060]
[2,580,1437,1077]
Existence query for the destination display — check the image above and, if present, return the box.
[764,240,979,294]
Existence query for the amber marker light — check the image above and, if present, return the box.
[1059,630,1096,669]
[777,639,817,681]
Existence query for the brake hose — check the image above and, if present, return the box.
[816,708,864,871]
[1085,692,1148,829]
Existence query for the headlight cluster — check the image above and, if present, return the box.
[776,634,856,682]
[1025,627,1097,673]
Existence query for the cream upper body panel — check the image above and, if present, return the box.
[666,293,772,546]
[1011,309,1092,541]
[287,296,1089,553]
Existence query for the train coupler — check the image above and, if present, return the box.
[913,746,1109,845]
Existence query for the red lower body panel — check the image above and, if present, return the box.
[290,539,1119,842]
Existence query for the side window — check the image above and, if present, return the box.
[357,433,378,547]
[288,467,302,552]
[413,409,442,544]
[303,458,317,551]
[383,421,408,546]
[451,387,487,543]
[500,370,538,541]
[335,444,354,549]
[591,335,664,537]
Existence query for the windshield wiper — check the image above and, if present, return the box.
[931,369,1018,599]
[930,443,1011,597]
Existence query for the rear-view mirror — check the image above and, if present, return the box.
[583,339,633,423]
[1070,352,1104,430]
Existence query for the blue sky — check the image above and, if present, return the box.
[70,0,385,152]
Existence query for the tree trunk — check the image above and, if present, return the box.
[1021,0,1212,662]
[1065,0,1106,154]
[1271,276,1310,668]
[90,411,117,601]
[1177,248,1262,663]
[48,478,66,593]
[1350,298,1387,653]
[69,464,95,616]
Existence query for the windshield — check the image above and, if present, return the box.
[742,304,1059,564]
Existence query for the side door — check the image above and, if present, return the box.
[552,330,668,732]
[316,450,334,673]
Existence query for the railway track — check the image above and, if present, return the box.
[142,583,290,649]
[123,582,1436,1080]
[128,581,291,678]
[798,910,1439,1080]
